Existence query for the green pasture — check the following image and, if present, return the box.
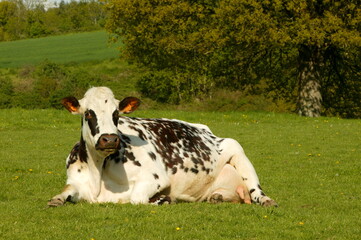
[0,31,120,68]
[0,108,360,239]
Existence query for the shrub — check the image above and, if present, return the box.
[136,70,213,104]
[136,71,178,104]
[10,61,103,109]
[0,76,13,108]
[50,68,102,108]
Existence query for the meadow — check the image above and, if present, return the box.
[0,108,360,239]
[0,31,120,68]
[0,30,360,239]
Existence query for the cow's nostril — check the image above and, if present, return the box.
[97,134,120,150]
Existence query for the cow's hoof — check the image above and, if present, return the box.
[209,193,224,204]
[262,199,278,207]
[47,198,64,207]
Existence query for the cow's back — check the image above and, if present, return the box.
[118,116,225,201]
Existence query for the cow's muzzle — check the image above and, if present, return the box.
[95,134,120,152]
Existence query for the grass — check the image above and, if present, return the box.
[0,31,120,68]
[0,108,360,239]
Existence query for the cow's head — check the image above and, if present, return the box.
[61,87,140,155]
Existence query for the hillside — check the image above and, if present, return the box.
[0,31,120,68]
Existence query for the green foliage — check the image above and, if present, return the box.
[25,7,48,38]
[106,0,361,118]
[321,46,361,118]
[0,109,360,239]
[32,61,67,108]
[136,70,213,104]
[0,0,16,27]
[0,75,13,108]
[137,71,178,103]
[9,60,101,109]
[106,0,218,102]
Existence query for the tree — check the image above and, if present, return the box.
[0,1,17,27]
[26,5,48,37]
[257,0,361,117]
[106,0,361,117]
[0,1,17,40]
[106,0,219,103]
[0,0,107,41]
[3,0,27,40]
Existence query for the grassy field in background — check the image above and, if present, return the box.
[0,31,292,113]
[0,108,360,239]
[0,31,120,68]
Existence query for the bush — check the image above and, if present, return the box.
[136,70,213,104]
[0,76,14,108]
[9,60,103,109]
[11,92,40,109]
[136,71,178,103]
[50,68,102,108]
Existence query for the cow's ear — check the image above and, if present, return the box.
[61,96,80,114]
[119,97,141,114]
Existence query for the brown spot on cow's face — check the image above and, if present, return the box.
[84,109,100,137]
[112,110,120,126]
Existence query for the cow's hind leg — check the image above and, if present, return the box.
[219,139,278,207]
[209,164,251,204]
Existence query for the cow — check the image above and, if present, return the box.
[48,87,277,207]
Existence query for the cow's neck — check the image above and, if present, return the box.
[79,134,106,173]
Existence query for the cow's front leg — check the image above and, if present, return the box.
[48,147,91,207]
[48,184,78,207]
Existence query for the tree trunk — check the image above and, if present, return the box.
[297,45,323,117]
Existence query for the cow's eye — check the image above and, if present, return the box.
[84,110,92,120]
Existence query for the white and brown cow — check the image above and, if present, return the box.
[48,87,277,207]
